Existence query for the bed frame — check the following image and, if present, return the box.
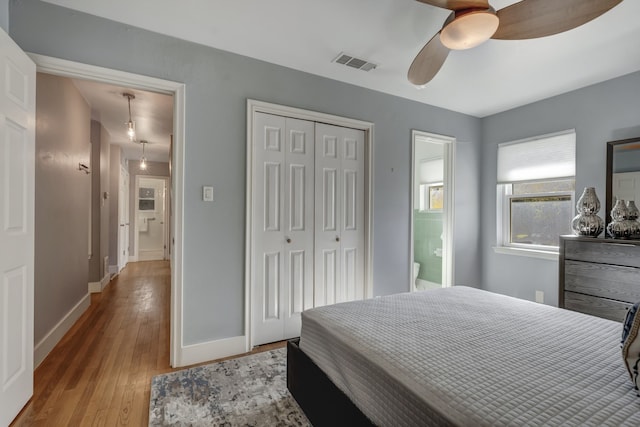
[286,338,374,426]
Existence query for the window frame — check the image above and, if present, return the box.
[498,183,574,253]
[494,128,576,259]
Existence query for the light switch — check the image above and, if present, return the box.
[203,186,214,201]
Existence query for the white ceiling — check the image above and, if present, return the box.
[43,0,640,118]
[71,78,173,161]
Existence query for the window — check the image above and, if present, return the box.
[497,130,576,254]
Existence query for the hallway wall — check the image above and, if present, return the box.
[89,120,111,282]
[108,145,124,269]
[34,73,91,346]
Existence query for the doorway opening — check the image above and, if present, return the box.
[410,130,455,291]
[29,54,185,367]
[135,176,170,261]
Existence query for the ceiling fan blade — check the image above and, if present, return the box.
[408,32,451,86]
[415,0,489,11]
[492,0,622,40]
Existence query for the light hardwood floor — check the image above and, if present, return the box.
[11,261,284,426]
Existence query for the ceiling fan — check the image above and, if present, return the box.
[408,0,623,86]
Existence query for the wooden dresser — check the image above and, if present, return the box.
[559,235,640,322]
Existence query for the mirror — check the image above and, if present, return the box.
[606,137,640,229]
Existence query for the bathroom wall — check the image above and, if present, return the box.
[413,141,444,287]
[413,210,442,284]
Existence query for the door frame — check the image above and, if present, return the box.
[410,130,455,290]
[134,175,170,261]
[28,53,185,367]
[244,99,374,350]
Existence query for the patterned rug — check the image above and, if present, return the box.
[149,348,310,426]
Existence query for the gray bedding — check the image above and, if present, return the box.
[298,286,640,426]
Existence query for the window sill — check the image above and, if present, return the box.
[492,246,559,261]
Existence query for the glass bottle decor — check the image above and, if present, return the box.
[571,187,603,237]
[607,199,633,239]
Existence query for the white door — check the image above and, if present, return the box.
[118,165,129,271]
[252,113,314,345]
[0,29,35,426]
[612,171,640,205]
[315,123,365,306]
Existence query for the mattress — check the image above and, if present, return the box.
[298,286,640,426]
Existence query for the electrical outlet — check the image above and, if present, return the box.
[203,186,214,201]
[535,290,544,304]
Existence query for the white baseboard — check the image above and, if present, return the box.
[128,255,138,263]
[108,264,118,275]
[34,293,91,368]
[88,273,111,293]
[175,335,246,368]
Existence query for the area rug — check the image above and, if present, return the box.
[149,348,310,426]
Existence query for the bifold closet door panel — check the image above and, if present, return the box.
[314,123,365,307]
[282,117,315,339]
[252,112,314,345]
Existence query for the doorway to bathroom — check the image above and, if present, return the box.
[135,176,169,261]
[410,130,455,291]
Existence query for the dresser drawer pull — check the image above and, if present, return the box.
[601,242,636,247]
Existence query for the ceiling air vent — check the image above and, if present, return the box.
[333,53,377,72]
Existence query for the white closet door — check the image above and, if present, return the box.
[315,123,365,306]
[252,113,314,345]
[282,117,314,338]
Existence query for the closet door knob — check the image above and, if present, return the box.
[286,237,292,243]
[335,236,340,242]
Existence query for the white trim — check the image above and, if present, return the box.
[34,293,91,368]
[245,99,374,352]
[108,264,119,275]
[175,335,246,368]
[29,53,186,368]
[410,130,456,292]
[492,246,559,261]
[88,273,111,293]
[128,255,138,262]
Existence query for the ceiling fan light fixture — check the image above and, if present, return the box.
[440,9,499,50]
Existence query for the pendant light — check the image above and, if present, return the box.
[123,93,136,142]
[139,140,148,170]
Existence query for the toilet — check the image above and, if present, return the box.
[413,262,421,289]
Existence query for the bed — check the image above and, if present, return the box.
[287,286,640,426]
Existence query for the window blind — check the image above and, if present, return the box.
[419,158,443,184]
[497,130,575,184]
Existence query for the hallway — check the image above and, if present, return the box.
[12,261,172,426]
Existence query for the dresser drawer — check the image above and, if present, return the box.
[564,291,631,322]
[564,260,640,303]
[564,239,640,268]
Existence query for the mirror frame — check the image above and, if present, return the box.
[605,136,640,229]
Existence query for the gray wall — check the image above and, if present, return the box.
[128,161,170,256]
[89,120,111,282]
[108,145,123,267]
[100,124,110,277]
[89,121,100,281]
[0,0,8,33]
[481,71,640,306]
[11,0,482,345]
[34,72,91,344]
